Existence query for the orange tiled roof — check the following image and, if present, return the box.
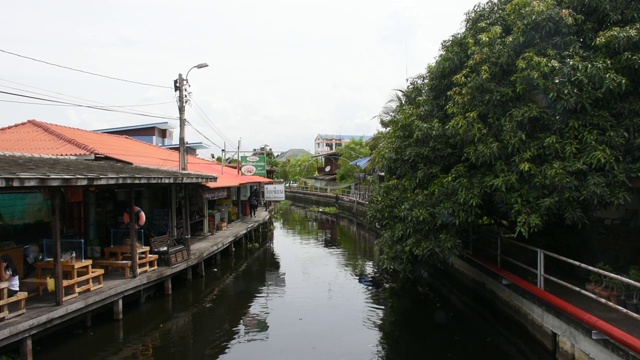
[0,120,271,186]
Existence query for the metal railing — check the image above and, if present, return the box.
[285,184,370,203]
[470,236,640,321]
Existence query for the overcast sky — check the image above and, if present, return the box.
[1,0,484,158]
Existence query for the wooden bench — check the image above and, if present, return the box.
[150,234,188,266]
[22,268,104,301]
[0,292,27,319]
[94,260,132,278]
[121,254,159,273]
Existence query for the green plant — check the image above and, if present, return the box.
[590,262,609,287]
[628,265,640,304]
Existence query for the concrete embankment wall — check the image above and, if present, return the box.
[286,191,638,360]
[447,257,635,360]
[284,190,369,226]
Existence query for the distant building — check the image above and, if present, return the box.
[314,134,372,155]
[95,122,210,157]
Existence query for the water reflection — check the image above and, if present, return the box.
[28,206,548,360]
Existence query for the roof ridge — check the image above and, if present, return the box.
[29,120,100,154]
[0,151,78,159]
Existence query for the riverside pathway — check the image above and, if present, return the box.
[0,207,272,356]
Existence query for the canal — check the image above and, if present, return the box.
[26,206,552,360]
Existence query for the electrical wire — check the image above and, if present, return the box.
[0,48,171,89]
[188,96,237,149]
[190,99,236,146]
[0,90,177,120]
[0,78,176,115]
[185,119,223,150]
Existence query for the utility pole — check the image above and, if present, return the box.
[221,142,225,174]
[237,139,241,175]
[175,63,208,172]
[177,73,187,172]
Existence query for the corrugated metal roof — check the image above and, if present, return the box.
[349,156,371,169]
[0,152,216,188]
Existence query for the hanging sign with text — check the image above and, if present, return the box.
[202,188,229,200]
[240,155,266,177]
[264,184,285,201]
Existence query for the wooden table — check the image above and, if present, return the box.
[33,259,103,301]
[100,246,158,277]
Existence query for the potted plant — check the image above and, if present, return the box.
[585,269,600,294]
[626,265,640,314]
[593,262,613,299]
[609,276,625,306]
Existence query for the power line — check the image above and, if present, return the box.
[0,90,177,120]
[189,96,237,148]
[0,48,171,89]
[0,77,175,116]
[185,119,223,150]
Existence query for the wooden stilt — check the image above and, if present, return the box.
[164,278,172,295]
[20,336,32,360]
[113,298,123,320]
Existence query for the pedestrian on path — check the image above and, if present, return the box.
[249,195,258,218]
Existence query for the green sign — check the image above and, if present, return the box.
[240,155,266,176]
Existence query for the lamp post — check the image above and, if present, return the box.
[176,62,209,171]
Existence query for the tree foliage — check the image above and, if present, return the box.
[277,154,321,184]
[368,0,640,276]
[336,138,372,183]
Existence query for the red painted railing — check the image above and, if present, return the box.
[472,256,640,356]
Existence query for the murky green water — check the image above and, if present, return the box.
[26,206,550,360]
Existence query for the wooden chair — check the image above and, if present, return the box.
[149,233,188,266]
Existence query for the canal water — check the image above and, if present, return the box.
[28,206,551,360]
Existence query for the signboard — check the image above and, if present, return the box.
[202,188,228,200]
[240,155,266,177]
[264,184,285,201]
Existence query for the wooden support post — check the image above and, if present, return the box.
[113,298,123,320]
[198,262,205,277]
[186,266,192,281]
[115,320,124,341]
[164,278,172,295]
[20,336,32,360]
[216,252,221,263]
[139,289,145,305]
[85,313,92,328]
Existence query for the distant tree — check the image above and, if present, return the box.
[368,0,640,276]
[279,154,321,184]
[336,138,371,183]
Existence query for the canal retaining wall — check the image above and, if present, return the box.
[286,190,639,360]
[284,190,369,227]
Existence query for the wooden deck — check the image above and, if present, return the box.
[0,210,271,349]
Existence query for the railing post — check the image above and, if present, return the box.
[537,250,544,290]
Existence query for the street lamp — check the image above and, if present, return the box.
[176,62,209,171]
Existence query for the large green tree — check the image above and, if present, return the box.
[368,0,640,275]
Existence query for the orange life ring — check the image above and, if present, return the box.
[123,206,146,229]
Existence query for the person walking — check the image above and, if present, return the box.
[249,194,258,218]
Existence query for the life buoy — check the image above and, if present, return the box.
[123,206,146,229]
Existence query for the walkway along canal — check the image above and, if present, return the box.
[0,208,273,360]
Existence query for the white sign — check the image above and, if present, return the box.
[264,184,285,201]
